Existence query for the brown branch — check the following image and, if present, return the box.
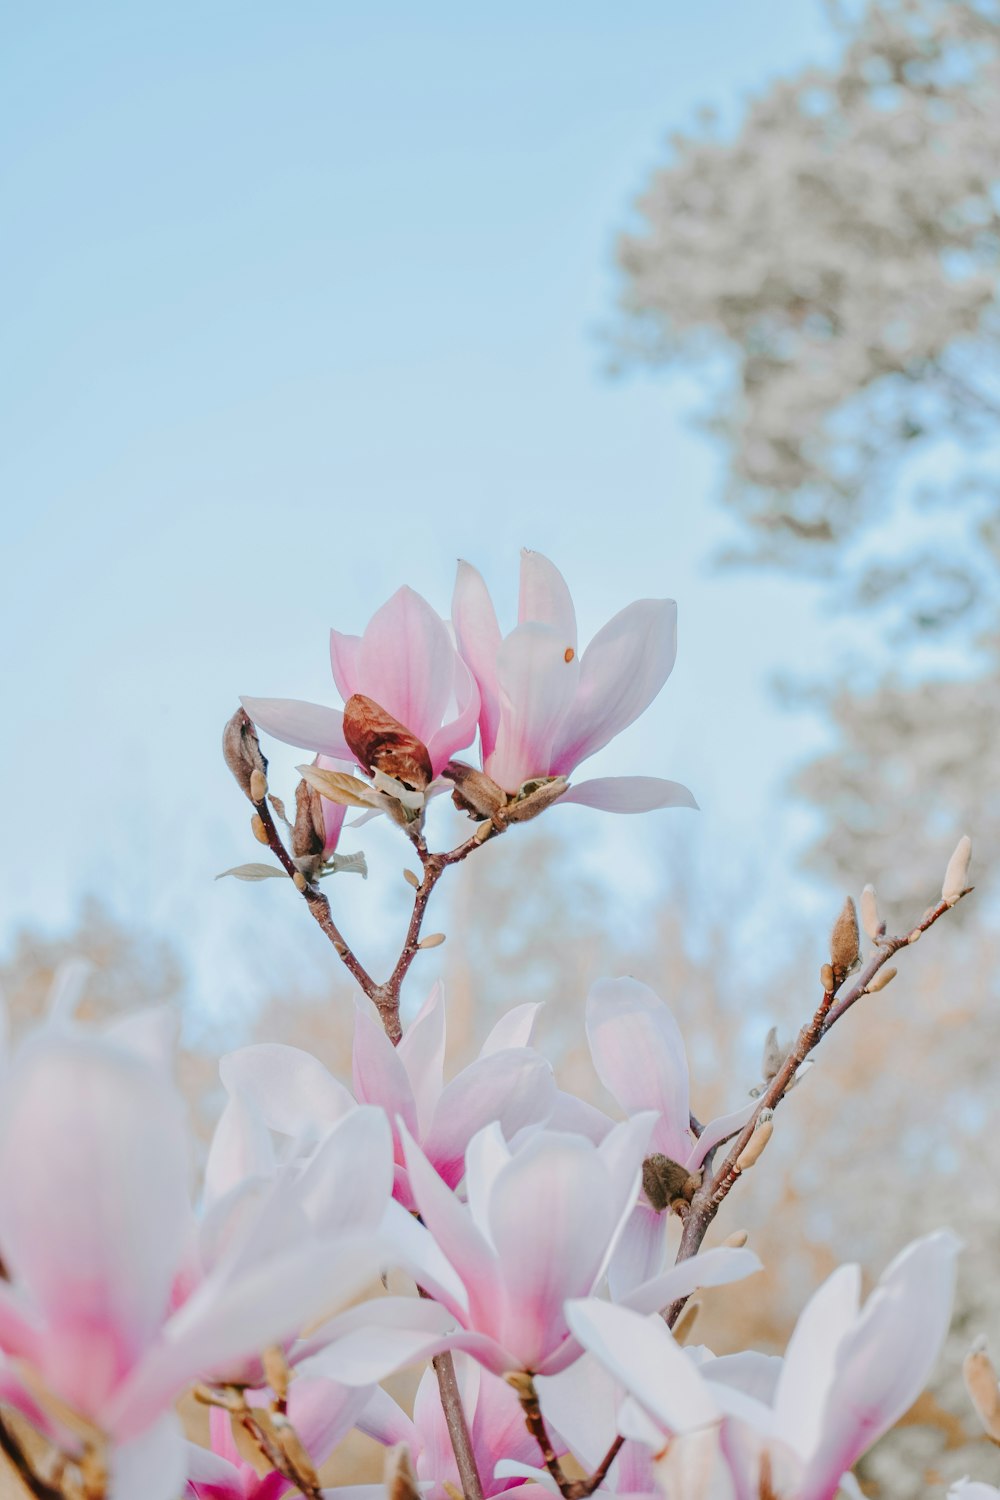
[667,890,971,1304]
[514,1376,623,1500]
[0,1416,63,1500]
[429,1351,485,1500]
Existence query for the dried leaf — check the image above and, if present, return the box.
[298,763,376,810]
[215,863,289,882]
[344,694,432,790]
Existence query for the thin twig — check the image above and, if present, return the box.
[0,1415,63,1500]
[515,1376,623,1500]
[429,1351,485,1500]
[667,890,970,1311]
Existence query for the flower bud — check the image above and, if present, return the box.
[343,694,432,791]
[864,965,897,995]
[942,834,972,907]
[830,897,860,983]
[504,776,569,825]
[418,932,446,950]
[642,1153,697,1212]
[860,884,883,941]
[736,1113,773,1172]
[403,868,421,889]
[820,962,835,993]
[250,814,269,846]
[443,760,508,820]
[291,778,327,861]
[722,1229,749,1248]
[760,1025,787,1084]
[222,707,268,801]
[963,1338,1000,1441]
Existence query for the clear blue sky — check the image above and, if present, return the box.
[1,3,842,1025]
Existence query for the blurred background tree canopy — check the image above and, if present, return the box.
[611,0,1000,902]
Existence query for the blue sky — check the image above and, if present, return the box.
[1,3,844,1024]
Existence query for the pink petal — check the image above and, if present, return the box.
[686,1103,757,1172]
[203,1093,277,1210]
[358,586,455,745]
[518,551,577,652]
[239,697,351,759]
[424,1050,556,1189]
[400,1128,499,1316]
[184,1436,242,1497]
[209,1403,243,1466]
[486,1134,619,1370]
[452,560,503,759]
[315,754,351,853]
[0,1034,191,1420]
[607,1204,668,1301]
[772,1264,860,1465]
[355,1385,417,1448]
[352,1007,418,1140]
[284,1376,375,1469]
[111,1413,187,1500]
[486,624,579,792]
[397,985,447,1138]
[549,599,677,773]
[328,630,362,702]
[586,978,692,1162]
[219,1045,355,1141]
[300,1297,508,1383]
[479,1003,542,1056]
[295,1107,393,1237]
[425,653,482,776]
[558,777,698,814]
[798,1231,960,1500]
[565,1299,718,1434]
[622,1246,763,1319]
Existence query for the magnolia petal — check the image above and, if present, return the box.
[424,1050,556,1189]
[240,697,352,759]
[798,1230,961,1500]
[358,587,456,747]
[487,624,580,792]
[353,1007,418,1138]
[479,1003,542,1055]
[301,1297,507,1383]
[486,1133,618,1371]
[0,1034,191,1419]
[220,1044,355,1140]
[426,654,482,777]
[550,598,676,773]
[772,1264,861,1465]
[203,1092,277,1210]
[110,1414,187,1500]
[607,1204,669,1301]
[296,1107,394,1237]
[557,777,698,814]
[566,1298,718,1433]
[518,550,578,653]
[401,1128,498,1305]
[329,630,363,703]
[622,1246,763,1319]
[452,560,504,759]
[397,985,447,1139]
[285,1376,376,1470]
[586,977,691,1163]
[686,1103,757,1172]
[354,1384,418,1448]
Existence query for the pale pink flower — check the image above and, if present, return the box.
[0,1030,392,1500]
[949,1484,1000,1498]
[186,1380,378,1500]
[585,977,755,1294]
[306,1120,759,1385]
[242,586,479,778]
[567,1229,961,1500]
[451,550,696,814]
[219,987,556,1213]
[359,1354,551,1500]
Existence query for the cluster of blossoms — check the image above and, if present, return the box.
[3,552,984,1500]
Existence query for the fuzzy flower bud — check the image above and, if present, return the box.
[942,834,973,907]
[830,897,860,984]
[222,707,268,801]
[860,883,883,941]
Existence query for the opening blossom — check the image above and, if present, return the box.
[451,549,697,814]
[242,585,480,780]
[567,1228,961,1500]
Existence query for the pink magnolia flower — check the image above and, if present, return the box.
[186,1381,378,1500]
[0,1030,392,1500]
[219,987,556,1213]
[306,1120,759,1385]
[567,1229,961,1500]
[585,977,755,1295]
[242,586,479,779]
[451,550,696,814]
[360,1354,552,1500]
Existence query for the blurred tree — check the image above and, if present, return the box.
[612,0,1000,898]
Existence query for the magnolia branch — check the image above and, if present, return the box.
[669,884,973,1305]
[0,1415,63,1500]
